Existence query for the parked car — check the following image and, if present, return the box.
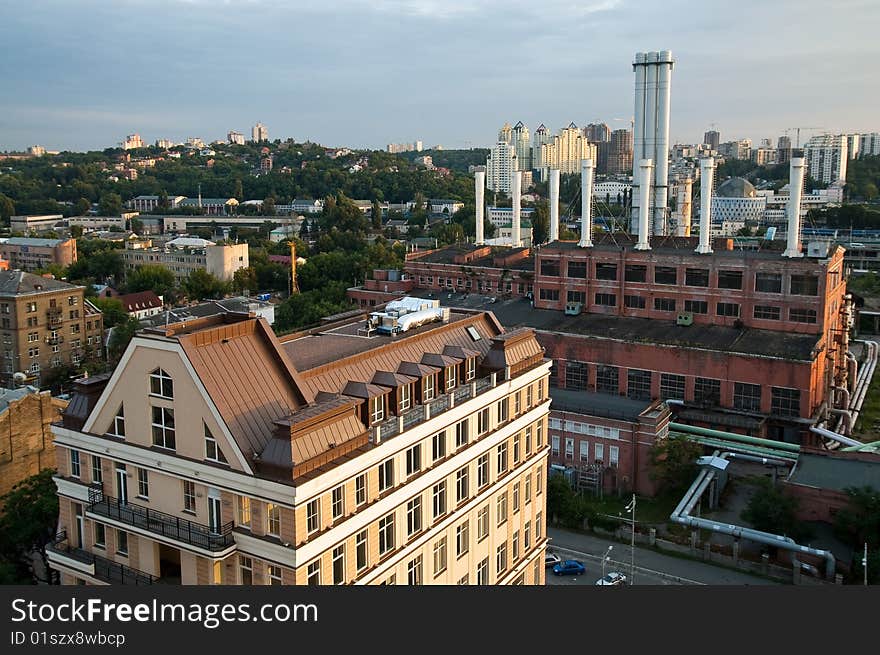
[595,571,627,586]
[552,560,586,576]
[545,551,562,568]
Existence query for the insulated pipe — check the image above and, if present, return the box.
[676,178,693,237]
[783,157,806,258]
[631,52,647,232]
[653,50,673,237]
[833,385,851,410]
[671,433,799,461]
[816,416,856,440]
[724,452,791,467]
[511,170,522,247]
[549,168,560,243]
[842,438,880,452]
[579,159,594,248]
[670,422,801,452]
[695,157,714,254]
[474,171,485,245]
[634,159,653,250]
[644,52,659,235]
[847,353,858,393]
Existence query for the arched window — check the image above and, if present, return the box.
[149,368,173,398]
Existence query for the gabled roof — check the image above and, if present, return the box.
[118,290,163,313]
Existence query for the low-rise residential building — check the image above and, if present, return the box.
[0,237,77,272]
[121,239,248,283]
[429,199,465,215]
[116,291,164,320]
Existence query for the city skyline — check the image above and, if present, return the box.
[1,0,878,152]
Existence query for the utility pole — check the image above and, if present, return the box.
[625,494,636,585]
[864,542,868,586]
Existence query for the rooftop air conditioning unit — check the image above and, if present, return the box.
[676,312,693,326]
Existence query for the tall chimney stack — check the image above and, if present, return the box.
[631,52,647,233]
[579,159,594,248]
[653,50,674,236]
[695,157,714,254]
[475,170,485,245]
[783,157,806,258]
[549,169,560,243]
[634,159,653,250]
[511,170,522,247]
[675,177,693,237]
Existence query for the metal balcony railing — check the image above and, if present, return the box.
[48,531,156,585]
[87,489,234,552]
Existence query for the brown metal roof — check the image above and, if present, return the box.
[371,371,417,388]
[482,328,544,371]
[342,381,387,399]
[398,361,439,377]
[422,353,461,367]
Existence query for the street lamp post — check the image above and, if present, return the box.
[864,542,868,587]
[625,494,636,586]
[602,545,613,580]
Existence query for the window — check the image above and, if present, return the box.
[268,565,282,585]
[790,308,817,324]
[525,521,531,549]
[433,537,448,576]
[356,530,368,571]
[627,369,652,401]
[455,419,468,448]
[151,406,176,450]
[183,480,196,513]
[579,441,589,461]
[378,458,394,492]
[456,522,469,557]
[625,264,647,282]
[565,361,588,390]
[477,454,490,487]
[149,368,173,398]
[27,332,38,343]
[369,395,384,424]
[117,530,128,556]
[513,530,520,562]
[718,270,743,289]
[654,266,677,285]
[407,496,423,535]
[477,505,489,541]
[624,294,646,309]
[307,561,321,585]
[331,486,345,520]
[432,481,447,519]
[513,432,521,464]
[513,481,521,512]
[497,397,509,423]
[596,263,617,280]
[564,437,574,459]
[465,357,476,381]
[567,290,586,304]
[306,499,320,534]
[734,383,762,412]
[204,424,227,464]
[771,387,801,417]
[446,365,457,391]
[537,468,543,495]
[432,431,446,462]
[525,474,532,501]
[355,474,367,506]
[684,299,708,314]
[332,545,345,585]
[424,375,435,401]
[456,467,469,503]
[540,259,560,277]
[536,511,543,539]
[378,513,395,554]
[478,408,490,435]
[477,557,489,585]
[551,435,560,457]
[790,274,818,296]
[407,555,423,585]
[398,384,411,412]
[596,365,619,394]
[238,497,251,529]
[595,443,605,463]
[716,302,740,317]
[654,297,676,312]
[457,574,469,585]
[496,541,508,575]
[537,421,544,447]
[135,468,148,498]
[539,288,559,302]
[754,305,781,320]
[496,492,508,525]
[26,302,37,313]
[497,442,508,474]
[94,523,106,549]
[406,444,421,477]
[610,446,619,466]
[567,261,587,278]
[660,374,686,400]
[91,455,102,484]
[595,292,616,307]
[755,272,783,293]
[685,268,710,287]
[694,377,721,405]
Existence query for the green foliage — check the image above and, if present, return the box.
[0,469,59,583]
[0,193,14,223]
[92,297,128,329]
[848,271,880,296]
[846,156,880,201]
[108,316,140,362]
[274,282,352,332]
[74,197,91,216]
[66,245,123,287]
[821,204,880,229]
[183,269,229,301]
[99,192,123,216]
[648,438,704,494]
[834,486,880,550]
[741,478,812,542]
[125,264,176,298]
[263,196,276,216]
[532,200,550,244]
[232,266,259,295]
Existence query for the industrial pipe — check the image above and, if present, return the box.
[511,170,522,247]
[644,52,659,235]
[475,170,485,245]
[635,159,653,250]
[631,52,647,233]
[671,433,798,461]
[549,168,560,243]
[579,159,594,248]
[783,157,806,258]
[695,157,714,254]
[653,50,673,237]
[810,424,861,447]
[669,422,801,453]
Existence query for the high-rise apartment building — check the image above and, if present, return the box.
[48,307,550,586]
[846,134,860,160]
[531,124,551,171]
[718,139,752,161]
[486,142,518,194]
[777,135,792,165]
[703,130,720,150]
[511,122,531,171]
[585,123,611,143]
[498,122,513,145]
[539,123,596,175]
[228,131,245,145]
[252,122,269,143]
[859,133,880,158]
[804,134,848,184]
[607,129,633,175]
[121,134,144,150]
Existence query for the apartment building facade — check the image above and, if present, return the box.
[121,240,248,283]
[49,308,550,586]
[0,237,77,272]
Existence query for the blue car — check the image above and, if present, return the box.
[552,560,586,576]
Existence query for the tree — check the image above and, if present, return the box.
[232,267,259,295]
[74,197,91,216]
[108,316,140,362]
[183,269,229,300]
[741,478,811,542]
[0,470,59,583]
[158,190,169,210]
[371,200,383,230]
[99,193,123,216]
[234,178,244,201]
[0,193,14,225]
[126,264,176,298]
[263,196,277,216]
[532,200,550,245]
[648,438,704,494]
[70,225,83,239]
[834,486,880,550]
[92,297,128,329]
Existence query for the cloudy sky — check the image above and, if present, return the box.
[1,0,877,152]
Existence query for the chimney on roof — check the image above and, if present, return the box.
[578,159,594,248]
[695,157,714,255]
[783,157,806,259]
[549,169,560,243]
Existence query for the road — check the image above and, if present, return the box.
[545,528,781,586]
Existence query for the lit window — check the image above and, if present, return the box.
[238,497,251,529]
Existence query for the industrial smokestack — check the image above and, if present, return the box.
[675,178,693,237]
[635,159,653,251]
[644,52,659,233]
[475,170,485,245]
[511,170,522,247]
[549,169,560,242]
[653,50,673,236]
[579,159,594,248]
[783,157,806,258]
[631,52,647,234]
[695,157,714,254]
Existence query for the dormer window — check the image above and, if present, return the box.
[445,365,457,391]
[149,368,173,398]
[399,384,411,412]
[466,357,476,382]
[370,395,385,424]
[424,375,435,402]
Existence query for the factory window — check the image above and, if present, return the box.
[685,268,709,287]
[595,263,618,280]
[660,374,686,400]
[565,361,588,390]
[539,288,559,301]
[625,264,647,282]
[716,302,740,317]
[624,295,646,309]
[771,387,801,417]
[718,270,743,290]
[654,266,677,285]
[790,308,817,324]
[595,293,616,307]
[567,291,586,304]
[754,305,781,320]
[684,300,708,314]
[790,275,819,296]
[596,365,619,395]
[694,377,721,405]
[734,383,762,412]
[567,261,587,278]
[654,298,676,312]
[540,259,560,277]
[627,369,652,401]
[755,273,783,293]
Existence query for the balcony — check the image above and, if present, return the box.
[45,335,63,345]
[47,531,156,585]
[87,488,234,553]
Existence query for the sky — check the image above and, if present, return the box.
[1,0,878,153]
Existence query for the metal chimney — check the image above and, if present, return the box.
[644,52,659,234]
[634,159,653,250]
[653,50,674,236]
[549,169,560,242]
[475,170,485,245]
[579,159,594,248]
[675,178,693,237]
[631,52,647,234]
[511,170,522,247]
[695,157,714,254]
[783,157,806,258]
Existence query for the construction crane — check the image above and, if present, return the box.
[784,126,823,149]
